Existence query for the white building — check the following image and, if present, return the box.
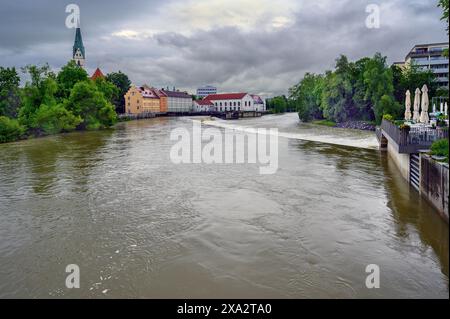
[193,99,216,112]
[251,94,266,112]
[161,90,193,113]
[197,85,217,98]
[204,93,264,112]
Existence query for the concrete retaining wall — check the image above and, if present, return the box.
[420,154,449,222]
[385,135,410,182]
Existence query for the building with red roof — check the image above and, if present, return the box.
[193,99,216,112]
[91,68,105,80]
[203,92,264,112]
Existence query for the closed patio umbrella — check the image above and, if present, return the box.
[404,90,412,121]
[413,88,421,122]
[419,84,429,124]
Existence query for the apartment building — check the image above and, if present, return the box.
[405,42,449,88]
[197,85,217,98]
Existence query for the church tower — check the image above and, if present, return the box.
[73,21,85,67]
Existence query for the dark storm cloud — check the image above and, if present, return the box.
[0,0,447,97]
[147,0,447,95]
[0,0,161,52]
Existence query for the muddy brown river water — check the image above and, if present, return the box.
[0,113,448,298]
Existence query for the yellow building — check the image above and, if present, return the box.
[124,85,161,114]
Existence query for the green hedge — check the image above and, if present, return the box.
[430,139,449,163]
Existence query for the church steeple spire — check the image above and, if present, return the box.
[73,22,85,67]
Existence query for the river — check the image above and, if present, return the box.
[0,113,448,298]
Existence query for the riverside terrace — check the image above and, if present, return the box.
[377,119,449,153]
[377,117,449,220]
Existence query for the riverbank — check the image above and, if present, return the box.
[312,119,376,131]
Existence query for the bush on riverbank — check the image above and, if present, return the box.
[30,103,82,135]
[0,116,25,143]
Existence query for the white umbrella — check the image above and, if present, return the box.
[433,103,436,114]
[404,90,412,120]
[419,84,429,124]
[445,102,448,116]
[413,88,421,122]
[440,102,444,113]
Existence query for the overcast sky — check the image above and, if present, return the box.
[0,0,447,97]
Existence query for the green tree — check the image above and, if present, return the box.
[392,63,439,110]
[320,55,360,122]
[363,53,399,123]
[106,71,131,113]
[438,0,449,34]
[269,96,288,114]
[438,0,449,57]
[289,73,324,122]
[19,64,58,128]
[0,67,21,118]
[56,61,89,100]
[352,57,373,120]
[94,77,120,104]
[64,81,117,130]
[19,64,82,136]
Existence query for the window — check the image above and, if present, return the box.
[225,102,227,106]
[238,102,241,106]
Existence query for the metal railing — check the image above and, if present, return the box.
[380,119,448,153]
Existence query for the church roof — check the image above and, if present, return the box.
[91,68,105,80]
[73,28,85,58]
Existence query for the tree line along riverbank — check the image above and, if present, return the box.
[0,61,131,144]
[265,52,449,126]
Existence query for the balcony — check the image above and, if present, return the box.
[431,68,449,74]
[379,119,448,153]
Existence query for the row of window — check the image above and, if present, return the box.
[430,63,449,69]
[213,101,252,107]
[219,107,241,111]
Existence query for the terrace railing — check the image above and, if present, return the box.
[380,119,448,153]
